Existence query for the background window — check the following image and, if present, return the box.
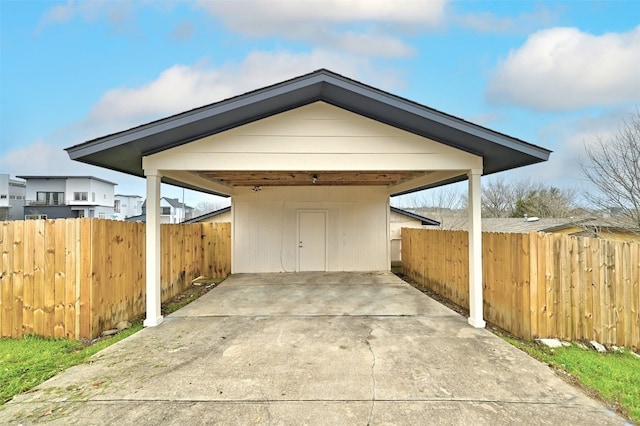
[37,192,64,205]
[25,214,47,220]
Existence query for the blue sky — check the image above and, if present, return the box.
[1,0,639,208]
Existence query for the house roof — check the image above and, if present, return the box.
[432,216,572,233]
[141,197,193,209]
[541,217,640,234]
[124,214,146,222]
[182,206,231,224]
[17,175,117,186]
[390,207,440,226]
[65,69,550,195]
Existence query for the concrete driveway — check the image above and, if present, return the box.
[0,272,628,425]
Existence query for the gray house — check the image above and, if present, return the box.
[18,175,116,219]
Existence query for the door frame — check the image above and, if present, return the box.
[296,209,329,272]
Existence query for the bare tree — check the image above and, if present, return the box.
[481,178,543,217]
[580,111,640,228]
[392,185,467,229]
[193,201,225,217]
[482,177,579,218]
[512,186,580,218]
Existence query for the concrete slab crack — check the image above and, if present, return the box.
[364,328,376,426]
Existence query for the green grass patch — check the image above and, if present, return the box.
[0,280,225,406]
[503,336,640,423]
[0,324,142,405]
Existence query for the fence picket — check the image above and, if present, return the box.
[1,222,14,337]
[23,220,35,335]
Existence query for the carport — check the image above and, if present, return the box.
[66,69,550,331]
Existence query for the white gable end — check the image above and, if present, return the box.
[144,102,482,173]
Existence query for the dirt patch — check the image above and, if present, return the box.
[161,278,224,316]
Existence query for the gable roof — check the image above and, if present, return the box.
[390,207,440,226]
[65,69,550,194]
[141,197,193,210]
[431,216,571,233]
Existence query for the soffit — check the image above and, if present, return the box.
[195,170,426,187]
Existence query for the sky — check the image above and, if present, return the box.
[1,0,639,209]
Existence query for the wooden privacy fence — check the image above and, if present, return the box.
[402,229,640,349]
[0,219,231,340]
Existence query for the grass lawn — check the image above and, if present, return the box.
[503,335,640,423]
[0,279,224,405]
[0,325,142,405]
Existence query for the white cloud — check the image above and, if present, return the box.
[82,49,402,137]
[514,108,634,189]
[196,0,448,58]
[487,26,640,111]
[199,0,447,28]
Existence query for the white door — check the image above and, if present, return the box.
[298,210,327,271]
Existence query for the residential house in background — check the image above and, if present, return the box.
[182,206,231,224]
[0,174,26,220]
[389,207,440,265]
[18,176,116,220]
[129,197,194,223]
[113,194,143,220]
[541,217,640,243]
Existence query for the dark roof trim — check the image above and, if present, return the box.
[66,69,551,195]
[390,207,440,226]
[182,206,231,224]
[17,175,117,186]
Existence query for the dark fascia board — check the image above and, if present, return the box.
[390,206,440,226]
[182,206,231,224]
[66,69,551,195]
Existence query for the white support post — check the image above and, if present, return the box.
[467,169,486,328]
[143,170,163,327]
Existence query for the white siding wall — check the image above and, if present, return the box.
[113,195,143,220]
[233,186,389,273]
[63,178,114,208]
[389,211,426,262]
[146,101,482,180]
[25,179,65,201]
